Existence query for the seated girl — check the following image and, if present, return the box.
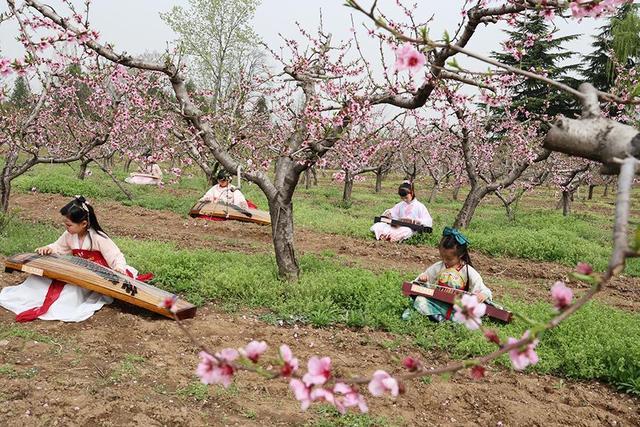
[403,227,492,322]
[125,162,162,185]
[370,181,432,242]
[0,196,140,322]
[199,170,249,209]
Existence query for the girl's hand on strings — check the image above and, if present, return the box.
[36,246,53,255]
[474,292,487,303]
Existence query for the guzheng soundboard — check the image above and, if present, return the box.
[373,216,432,233]
[5,253,196,320]
[402,281,512,323]
[190,200,271,226]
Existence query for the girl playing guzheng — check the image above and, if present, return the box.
[0,196,141,322]
[199,169,249,209]
[370,181,432,242]
[402,227,492,322]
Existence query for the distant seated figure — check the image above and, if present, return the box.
[199,170,248,209]
[370,181,433,242]
[125,162,162,185]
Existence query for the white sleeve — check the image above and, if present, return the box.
[95,234,127,272]
[467,266,492,300]
[390,201,403,219]
[416,261,444,285]
[200,186,216,202]
[416,202,433,227]
[46,232,72,255]
[234,190,248,208]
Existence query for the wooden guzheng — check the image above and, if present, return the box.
[4,253,197,320]
[402,281,512,323]
[190,200,271,226]
[373,216,432,233]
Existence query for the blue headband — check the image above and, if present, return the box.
[442,226,469,246]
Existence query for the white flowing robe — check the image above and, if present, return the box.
[124,163,162,185]
[199,184,248,209]
[370,199,433,242]
[0,229,135,322]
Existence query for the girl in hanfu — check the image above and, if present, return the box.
[402,227,492,322]
[199,169,251,209]
[370,181,433,242]
[124,162,163,185]
[0,196,148,322]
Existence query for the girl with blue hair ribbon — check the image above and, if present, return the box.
[402,227,492,322]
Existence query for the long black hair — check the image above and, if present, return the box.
[398,181,415,199]
[60,196,107,246]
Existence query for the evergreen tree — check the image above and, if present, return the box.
[9,76,31,109]
[492,12,581,119]
[582,3,640,92]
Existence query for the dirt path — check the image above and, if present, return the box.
[2,193,640,425]
[0,270,638,426]
[9,193,640,312]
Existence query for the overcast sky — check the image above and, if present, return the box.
[0,0,608,68]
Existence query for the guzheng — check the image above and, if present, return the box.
[373,216,432,233]
[190,200,271,226]
[4,253,197,320]
[402,281,512,323]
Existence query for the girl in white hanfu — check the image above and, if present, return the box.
[370,181,433,242]
[124,162,163,185]
[199,170,249,209]
[0,196,142,322]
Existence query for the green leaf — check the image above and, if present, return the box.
[447,58,462,70]
[570,272,597,284]
[443,30,451,44]
[419,26,430,41]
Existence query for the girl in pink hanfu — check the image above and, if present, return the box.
[125,163,163,185]
[370,181,433,242]
[0,196,145,322]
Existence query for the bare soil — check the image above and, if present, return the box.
[1,192,639,426]
[10,193,640,312]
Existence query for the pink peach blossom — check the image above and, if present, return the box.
[289,378,312,410]
[242,340,267,363]
[302,356,332,386]
[279,344,299,376]
[368,370,399,397]
[551,281,573,310]
[394,42,426,75]
[508,332,539,371]
[333,383,368,413]
[452,294,487,330]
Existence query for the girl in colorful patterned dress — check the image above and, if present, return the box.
[403,227,492,322]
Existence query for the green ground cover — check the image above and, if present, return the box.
[11,163,639,276]
[1,216,638,395]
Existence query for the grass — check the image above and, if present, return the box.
[3,164,640,395]
[177,381,210,402]
[309,405,397,427]
[10,162,639,276]
[108,354,146,383]
[0,324,58,344]
[2,217,638,394]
